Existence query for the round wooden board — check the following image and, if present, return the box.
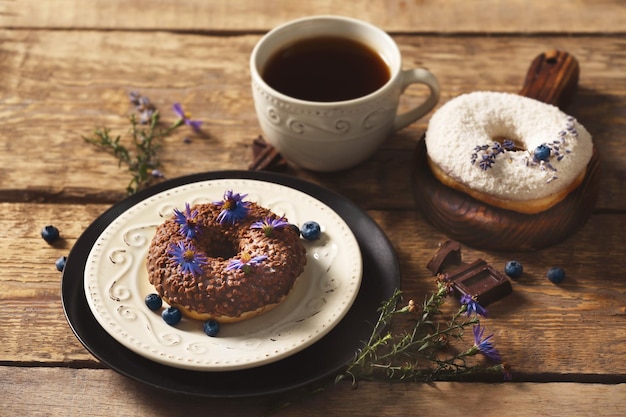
[411,51,602,251]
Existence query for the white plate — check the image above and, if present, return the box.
[84,178,362,371]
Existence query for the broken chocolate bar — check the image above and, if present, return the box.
[249,136,289,171]
[448,259,512,306]
[426,240,462,275]
[426,240,512,306]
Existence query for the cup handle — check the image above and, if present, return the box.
[394,68,440,131]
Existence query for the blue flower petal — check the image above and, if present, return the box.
[167,241,207,277]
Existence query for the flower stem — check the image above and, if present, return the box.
[84,103,186,195]
[336,279,503,384]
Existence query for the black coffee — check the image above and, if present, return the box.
[262,36,391,102]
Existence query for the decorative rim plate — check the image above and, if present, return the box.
[62,170,399,397]
[83,178,362,371]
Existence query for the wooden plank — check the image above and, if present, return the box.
[1,366,626,416]
[0,203,108,364]
[2,202,626,377]
[0,31,624,210]
[1,0,625,33]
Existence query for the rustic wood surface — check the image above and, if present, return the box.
[1,1,626,416]
[2,0,625,33]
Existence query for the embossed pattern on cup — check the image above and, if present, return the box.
[250,15,440,172]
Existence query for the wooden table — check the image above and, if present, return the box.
[2,1,625,416]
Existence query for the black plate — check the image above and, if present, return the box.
[61,170,400,398]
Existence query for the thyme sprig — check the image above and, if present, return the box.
[83,93,196,195]
[265,278,508,415]
[337,278,508,385]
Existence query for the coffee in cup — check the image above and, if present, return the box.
[250,15,440,172]
[262,36,391,102]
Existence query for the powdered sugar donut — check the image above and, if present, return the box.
[424,91,593,214]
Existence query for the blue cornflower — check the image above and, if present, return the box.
[460,294,488,317]
[168,241,208,277]
[250,216,290,237]
[472,325,502,363]
[172,103,202,131]
[173,202,201,239]
[214,190,250,224]
[226,252,268,274]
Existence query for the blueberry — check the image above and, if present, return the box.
[145,293,163,311]
[504,260,524,279]
[203,319,220,337]
[162,307,182,325]
[547,267,566,284]
[41,225,60,244]
[55,256,67,272]
[533,144,551,162]
[301,221,321,240]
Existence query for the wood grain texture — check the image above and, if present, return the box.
[518,50,580,107]
[2,202,626,377]
[0,31,625,212]
[2,367,626,417]
[2,2,626,414]
[1,0,625,33]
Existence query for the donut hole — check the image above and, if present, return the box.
[492,135,526,152]
[198,232,239,260]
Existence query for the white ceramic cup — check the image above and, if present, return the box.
[250,15,440,172]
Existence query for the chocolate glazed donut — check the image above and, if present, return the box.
[146,200,306,323]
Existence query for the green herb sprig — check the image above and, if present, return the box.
[83,93,199,195]
[266,278,509,415]
[337,277,509,385]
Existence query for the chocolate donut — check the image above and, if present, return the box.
[146,191,307,323]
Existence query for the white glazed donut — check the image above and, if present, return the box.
[424,91,593,214]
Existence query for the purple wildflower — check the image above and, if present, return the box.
[167,241,208,277]
[250,216,290,237]
[173,202,201,239]
[214,190,250,224]
[479,153,496,170]
[472,140,518,170]
[460,294,488,317]
[226,253,268,274]
[128,91,141,106]
[139,109,155,125]
[502,139,517,150]
[172,103,202,131]
[129,91,156,124]
[472,325,502,363]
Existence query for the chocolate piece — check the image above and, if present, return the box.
[448,259,512,306]
[249,136,288,171]
[426,240,462,275]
